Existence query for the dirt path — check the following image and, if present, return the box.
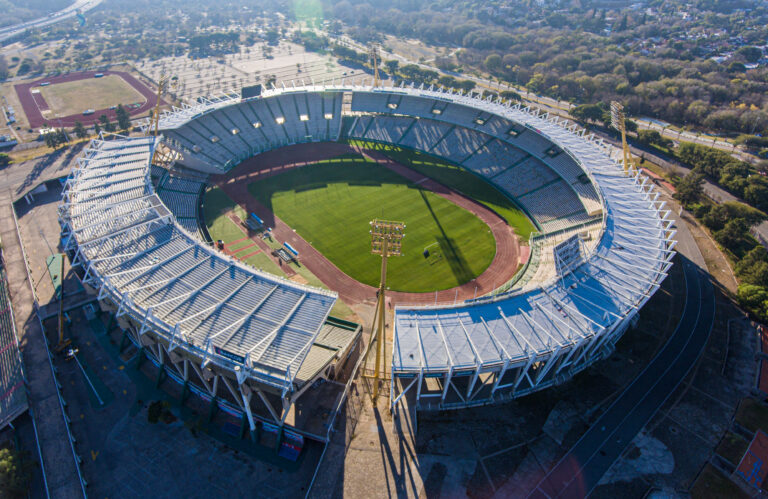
[213,143,527,306]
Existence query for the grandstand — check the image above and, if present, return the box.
[59,136,362,439]
[79,82,673,415]
[0,262,28,429]
[153,166,208,240]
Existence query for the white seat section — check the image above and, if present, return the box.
[61,136,337,392]
[362,115,415,144]
[398,118,451,151]
[490,157,559,198]
[164,92,344,174]
[430,126,487,164]
[518,180,585,224]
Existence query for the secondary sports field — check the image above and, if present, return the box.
[15,70,158,127]
[246,155,497,292]
[38,75,143,117]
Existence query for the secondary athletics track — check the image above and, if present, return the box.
[14,70,158,128]
[212,142,527,306]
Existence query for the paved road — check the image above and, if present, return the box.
[0,0,103,43]
[524,217,715,498]
[0,196,86,497]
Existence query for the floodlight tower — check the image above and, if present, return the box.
[610,101,634,175]
[363,219,405,402]
[368,44,382,88]
[149,71,176,165]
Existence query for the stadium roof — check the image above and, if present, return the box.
[386,87,674,375]
[60,135,337,394]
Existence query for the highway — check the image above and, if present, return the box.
[525,217,716,498]
[0,0,103,44]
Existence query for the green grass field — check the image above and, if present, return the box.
[347,140,537,240]
[39,75,144,117]
[246,155,497,292]
[202,186,355,318]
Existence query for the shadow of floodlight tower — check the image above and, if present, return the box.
[361,219,405,404]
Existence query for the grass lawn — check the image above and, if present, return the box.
[347,139,537,240]
[247,155,497,292]
[39,75,144,117]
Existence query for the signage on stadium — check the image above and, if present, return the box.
[213,346,246,365]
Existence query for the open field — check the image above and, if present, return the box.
[245,154,497,292]
[38,75,143,117]
[347,139,537,240]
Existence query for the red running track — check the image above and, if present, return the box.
[213,142,527,306]
[14,70,159,128]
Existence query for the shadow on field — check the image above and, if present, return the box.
[419,190,473,284]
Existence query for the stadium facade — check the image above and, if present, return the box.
[59,82,674,435]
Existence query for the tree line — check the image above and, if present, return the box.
[323,0,768,137]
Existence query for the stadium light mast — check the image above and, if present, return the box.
[610,101,634,175]
[363,219,405,403]
[368,44,382,88]
[149,71,176,165]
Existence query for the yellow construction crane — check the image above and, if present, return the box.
[149,72,176,165]
[610,101,634,175]
[361,219,405,403]
[368,44,382,88]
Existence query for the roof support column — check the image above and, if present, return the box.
[441,367,453,405]
[490,358,510,397]
[239,385,256,432]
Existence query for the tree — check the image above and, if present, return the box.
[714,219,748,251]
[457,79,475,92]
[571,103,604,125]
[674,171,704,206]
[637,129,672,149]
[484,53,502,73]
[0,447,33,498]
[43,131,57,149]
[384,59,399,76]
[115,104,131,131]
[98,114,115,133]
[0,55,8,81]
[737,46,762,63]
[73,121,87,139]
[55,129,68,145]
[94,122,101,136]
[617,14,628,32]
[500,90,521,102]
[0,154,8,168]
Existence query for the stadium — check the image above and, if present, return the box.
[58,82,675,441]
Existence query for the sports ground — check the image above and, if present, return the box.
[208,142,528,304]
[14,70,158,127]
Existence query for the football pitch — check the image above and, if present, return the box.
[347,140,537,239]
[38,75,143,117]
[246,155,497,292]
